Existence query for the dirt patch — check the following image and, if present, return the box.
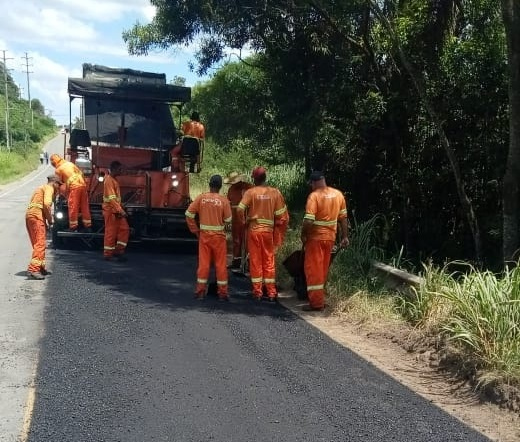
[278,292,520,442]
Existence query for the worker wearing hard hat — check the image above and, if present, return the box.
[185,175,232,301]
[50,153,92,232]
[224,172,253,269]
[102,161,130,262]
[237,166,289,301]
[26,175,62,279]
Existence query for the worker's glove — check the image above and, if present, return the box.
[339,237,350,248]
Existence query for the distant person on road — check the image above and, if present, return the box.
[50,153,92,232]
[300,171,349,311]
[102,161,130,262]
[237,166,289,301]
[224,171,253,269]
[185,175,232,301]
[25,175,62,280]
[44,150,49,165]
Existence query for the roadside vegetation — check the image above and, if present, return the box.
[0,63,57,184]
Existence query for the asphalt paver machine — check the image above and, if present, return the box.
[52,64,200,248]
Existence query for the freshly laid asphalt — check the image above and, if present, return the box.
[26,243,490,441]
[0,134,490,441]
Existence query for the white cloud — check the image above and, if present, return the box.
[0,0,205,124]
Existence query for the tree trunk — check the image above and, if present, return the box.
[501,0,520,264]
[369,1,482,262]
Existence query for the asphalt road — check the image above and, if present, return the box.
[1,135,490,442]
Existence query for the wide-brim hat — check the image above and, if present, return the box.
[224,172,247,184]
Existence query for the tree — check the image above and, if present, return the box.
[501,0,520,263]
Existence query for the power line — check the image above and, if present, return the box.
[21,52,33,128]
[1,50,13,151]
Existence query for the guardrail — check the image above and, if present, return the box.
[370,261,423,294]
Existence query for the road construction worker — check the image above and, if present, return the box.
[50,153,92,232]
[185,175,232,301]
[181,111,205,140]
[102,161,130,262]
[25,175,62,279]
[224,171,253,269]
[181,112,205,173]
[237,166,289,301]
[300,171,349,311]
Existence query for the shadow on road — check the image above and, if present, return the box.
[48,244,299,323]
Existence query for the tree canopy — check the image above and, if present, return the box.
[124,1,517,268]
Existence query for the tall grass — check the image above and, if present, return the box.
[396,262,454,331]
[439,265,520,384]
[397,261,520,385]
[0,149,40,184]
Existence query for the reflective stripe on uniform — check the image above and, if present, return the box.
[304,213,315,220]
[238,203,248,210]
[307,284,324,291]
[251,277,262,283]
[116,241,127,247]
[224,216,232,223]
[264,278,276,284]
[197,278,208,284]
[248,218,274,226]
[314,220,337,226]
[200,224,225,231]
[274,206,287,216]
[27,203,43,209]
[104,246,116,250]
[217,280,228,286]
[103,195,120,202]
[185,210,196,218]
[66,173,82,186]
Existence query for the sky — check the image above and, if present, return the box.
[0,0,215,126]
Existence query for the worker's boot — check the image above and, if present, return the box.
[27,271,45,280]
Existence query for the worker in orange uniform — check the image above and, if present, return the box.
[181,111,205,141]
[237,166,289,301]
[301,171,349,311]
[102,161,130,262]
[224,172,253,269]
[26,175,62,279]
[50,153,92,232]
[186,175,232,300]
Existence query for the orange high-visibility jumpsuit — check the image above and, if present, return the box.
[227,181,253,262]
[186,192,232,298]
[303,187,347,309]
[26,183,55,274]
[237,186,289,299]
[181,120,205,139]
[51,154,91,230]
[102,175,130,258]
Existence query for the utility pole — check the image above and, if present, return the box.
[1,50,13,151]
[22,52,33,128]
